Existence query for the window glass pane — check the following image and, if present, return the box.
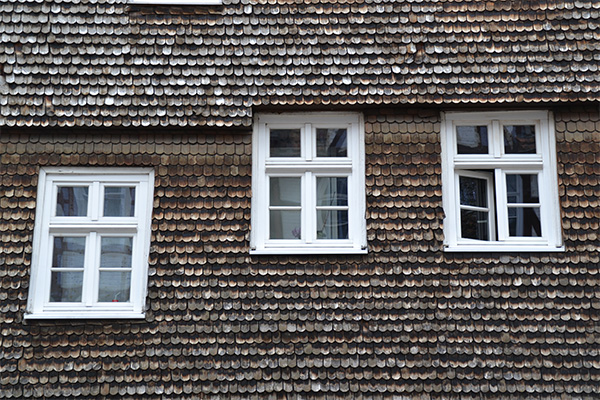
[50,272,83,302]
[317,210,349,239]
[270,129,301,157]
[460,210,489,240]
[269,210,301,239]
[508,207,541,237]
[56,187,88,216]
[270,177,301,206]
[52,237,86,268]
[104,187,135,217]
[457,126,488,154]
[100,237,133,268]
[317,177,348,206]
[98,272,131,302]
[504,125,536,154]
[316,128,347,157]
[459,176,487,207]
[506,174,539,203]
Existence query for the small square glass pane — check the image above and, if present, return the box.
[100,237,133,268]
[506,174,539,203]
[52,237,86,268]
[56,187,88,216]
[269,210,301,239]
[50,272,83,302]
[508,207,541,237]
[459,176,487,207]
[317,177,348,206]
[270,177,301,206]
[317,210,349,239]
[460,210,489,241]
[98,272,131,302]
[457,126,488,154]
[104,187,136,217]
[270,129,301,157]
[316,128,347,157]
[504,125,536,154]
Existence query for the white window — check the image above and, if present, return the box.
[441,110,563,252]
[251,113,367,255]
[26,168,154,319]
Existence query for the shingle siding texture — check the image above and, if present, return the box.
[1,107,599,399]
[1,0,600,127]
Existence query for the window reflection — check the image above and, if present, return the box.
[316,177,349,239]
[56,187,88,216]
[104,187,135,217]
[270,129,301,157]
[316,128,347,157]
[457,126,488,154]
[504,125,536,154]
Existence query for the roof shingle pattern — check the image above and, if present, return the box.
[1,0,599,127]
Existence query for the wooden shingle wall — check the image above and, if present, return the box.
[1,106,599,399]
[1,0,599,128]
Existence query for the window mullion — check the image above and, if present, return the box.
[303,171,314,244]
[492,120,502,158]
[82,232,97,307]
[494,168,508,241]
[304,123,313,161]
[91,182,101,221]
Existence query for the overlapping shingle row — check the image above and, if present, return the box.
[1,0,599,127]
[1,107,599,399]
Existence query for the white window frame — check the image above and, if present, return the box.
[26,167,154,319]
[251,112,367,255]
[441,110,563,252]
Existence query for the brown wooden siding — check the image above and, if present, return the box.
[0,106,599,399]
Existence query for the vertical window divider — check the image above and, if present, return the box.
[494,168,509,242]
[303,171,313,244]
[492,120,502,158]
[83,232,97,307]
[91,182,101,221]
[304,123,313,161]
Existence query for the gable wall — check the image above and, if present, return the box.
[0,105,599,398]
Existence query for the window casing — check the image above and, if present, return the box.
[251,113,367,254]
[26,168,154,319]
[441,110,563,252]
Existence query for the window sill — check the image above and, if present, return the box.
[444,244,565,253]
[24,311,146,320]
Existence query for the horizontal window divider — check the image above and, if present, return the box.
[251,247,367,255]
[48,224,139,231]
[507,203,541,207]
[265,162,353,169]
[459,205,489,212]
[315,206,349,210]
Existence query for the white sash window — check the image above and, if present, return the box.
[251,113,367,254]
[27,168,154,319]
[441,111,563,252]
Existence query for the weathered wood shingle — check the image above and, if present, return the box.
[1,107,599,399]
[1,0,599,127]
